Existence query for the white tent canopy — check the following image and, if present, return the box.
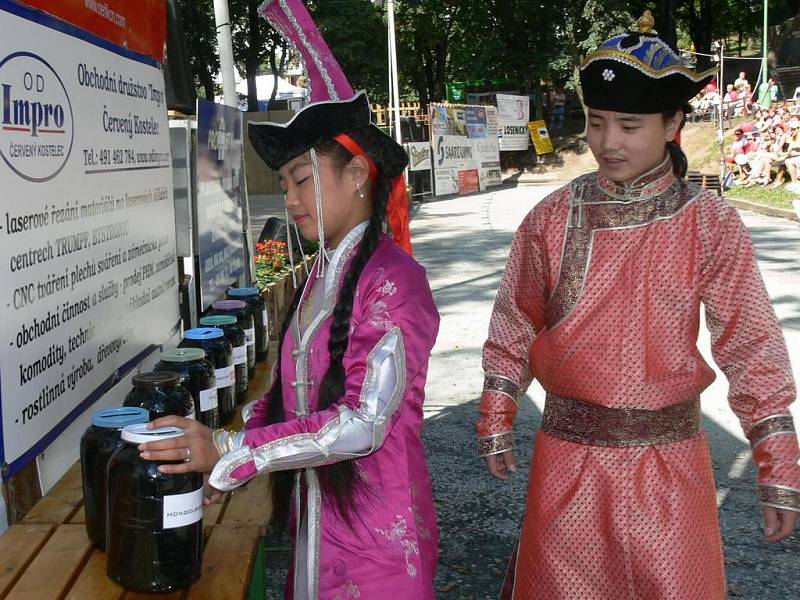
[213,69,308,109]
[235,74,307,100]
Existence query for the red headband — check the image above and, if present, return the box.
[333,134,412,254]
[334,134,379,182]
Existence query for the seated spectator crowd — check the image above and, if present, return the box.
[690,72,800,191]
[723,106,800,190]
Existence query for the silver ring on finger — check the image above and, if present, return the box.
[184,447,191,463]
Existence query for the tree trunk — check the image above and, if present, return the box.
[413,38,429,111]
[432,38,448,101]
[659,0,678,50]
[685,0,713,71]
[246,0,261,112]
[269,46,279,106]
[423,48,436,102]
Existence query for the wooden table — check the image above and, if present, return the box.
[0,362,275,600]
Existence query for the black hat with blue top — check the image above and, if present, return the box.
[579,13,716,114]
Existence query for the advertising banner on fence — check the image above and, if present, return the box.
[406,142,432,172]
[485,105,498,138]
[464,106,487,139]
[528,120,554,154]
[195,99,245,311]
[431,115,502,195]
[434,167,458,196]
[474,138,502,189]
[434,134,471,197]
[496,93,530,151]
[434,135,478,170]
[458,169,480,195]
[0,1,178,474]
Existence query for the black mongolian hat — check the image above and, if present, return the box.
[579,15,716,114]
[253,0,412,253]
[248,91,408,178]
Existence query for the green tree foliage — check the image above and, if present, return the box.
[230,0,290,111]
[180,0,800,106]
[177,0,219,99]
[309,0,390,103]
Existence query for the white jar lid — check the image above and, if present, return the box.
[121,423,185,444]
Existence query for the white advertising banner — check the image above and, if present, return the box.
[0,6,178,473]
[434,167,458,196]
[406,142,432,172]
[434,135,479,170]
[473,137,502,189]
[473,138,500,168]
[496,93,530,151]
[485,105,499,138]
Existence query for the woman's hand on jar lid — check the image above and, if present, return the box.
[138,415,218,474]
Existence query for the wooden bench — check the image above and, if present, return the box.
[687,171,723,197]
[1,360,276,600]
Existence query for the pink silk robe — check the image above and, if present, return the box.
[210,225,440,599]
[478,157,799,600]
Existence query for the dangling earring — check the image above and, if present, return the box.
[356,183,364,199]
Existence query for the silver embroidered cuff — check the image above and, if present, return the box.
[209,446,257,492]
[483,374,522,404]
[241,400,258,424]
[478,432,514,457]
[758,484,800,513]
[212,429,246,457]
[748,414,796,449]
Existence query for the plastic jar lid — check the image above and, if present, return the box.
[199,315,237,327]
[227,287,260,298]
[91,407,149,429]
[160,348,206,363]
[132,372,181,389]
[212,300,247,310]
[184,327,224,340]
[121,423,185,444]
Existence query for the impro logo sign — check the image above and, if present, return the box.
[0,52,74,182]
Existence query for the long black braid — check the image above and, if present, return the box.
[663,106,690,178]
[266,134,391,528]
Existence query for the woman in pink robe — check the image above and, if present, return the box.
[478,23,799,600]
[142,92,439,599]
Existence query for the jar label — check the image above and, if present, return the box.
[245,327,256,347]
[215,366,235,388]
[261,308,269,333]
[233,345,247,365]
[163,487,203,529]
[200,387,218,412]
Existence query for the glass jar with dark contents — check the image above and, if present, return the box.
[210,299,256,380]
[179,327,235,425]
[123,372,195,420]
[107,424,203,593]
[227,287,268,362]
[154,348,219,428]
[199,315,248,404]
[80,406,149,550]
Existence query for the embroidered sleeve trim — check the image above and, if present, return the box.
[241,400,258,425]
[213,428,246,457]
[208,446,258,491]
[478,432,514,457]
[758,484,800,513]
[748,414,796,449]
[247,327,406,473]
[483,374,522,403]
